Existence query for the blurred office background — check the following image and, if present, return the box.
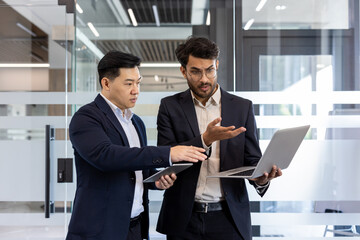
[0,0,359,239]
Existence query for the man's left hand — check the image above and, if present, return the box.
[251,165,282,186]
[155,173,177,189]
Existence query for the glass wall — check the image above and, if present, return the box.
[71,0,360,239]
[0,0,74,239]
[239,0,360,238]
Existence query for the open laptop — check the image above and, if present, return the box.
[207,125,310,179]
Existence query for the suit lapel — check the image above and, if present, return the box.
[94,94,130,147]
[132,117,146,147]
[179,89,200,136]
[132,117,149,177]
[220,89,234,165]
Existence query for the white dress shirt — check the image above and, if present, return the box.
[193,86,224,202]
[192,86,268,202]
[100,93,144,218]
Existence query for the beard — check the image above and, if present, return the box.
[188,80,217,100]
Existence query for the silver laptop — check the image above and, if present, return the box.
[207,125,310,179]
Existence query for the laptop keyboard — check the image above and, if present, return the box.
[230,169,254,177]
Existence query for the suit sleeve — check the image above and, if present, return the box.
[157,99,203,148]
[244,101,262,166]
[70,107,170,172]
[243,101,270,196]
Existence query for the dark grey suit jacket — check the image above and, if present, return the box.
[156,88,266,240]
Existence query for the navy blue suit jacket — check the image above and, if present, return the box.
[66,94,170,240]
[156,88,265,240]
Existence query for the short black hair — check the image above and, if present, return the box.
[175,36,220,68]
[97,50,141,87]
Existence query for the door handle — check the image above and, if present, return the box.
[45,125,54,218]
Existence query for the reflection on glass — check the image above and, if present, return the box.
[258,55,332,139]
[243,0,349,30]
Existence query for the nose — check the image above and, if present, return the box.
[199,72,209,83]
[131,83,140,95]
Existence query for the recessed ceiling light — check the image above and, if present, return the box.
[152,5,160,27]
[128,8,138,27]
[16,22,37,37]
[0,63,49,68]
[87,22,99,37]
[275,5,287,11]
[206,10,211,26]
[244,19,255,30]
[256,0,268,12]
[76,3,83,14]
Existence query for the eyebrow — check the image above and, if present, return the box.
[189,65,215,70]
[124,77,142,82]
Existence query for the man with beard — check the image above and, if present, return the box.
[155,36,282,240]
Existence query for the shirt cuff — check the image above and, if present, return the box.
[201,134,211,154]
[254,181,270,195]
[169,153,172,166]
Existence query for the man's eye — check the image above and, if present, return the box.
[191,71,201,75]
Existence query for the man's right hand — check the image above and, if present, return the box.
[203,117,246,146]
[170,145,207,163]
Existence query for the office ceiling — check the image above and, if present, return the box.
[0,0,349,64]
[121,0,193,24]
[74,0,197,62]
[96,39,183,62]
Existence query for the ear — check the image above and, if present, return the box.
[216,60,219,69]
[101,77,110,90]
[180,66,187,79]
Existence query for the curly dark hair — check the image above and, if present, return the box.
[175,36,220,68]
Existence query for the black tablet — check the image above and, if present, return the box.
[143,163,193,183]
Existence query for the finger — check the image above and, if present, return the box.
[163,175,172,184]
[170,173,177,181]
[269,165,278,178]
[158,176,166,184]
[190,146,206,152]
[192,150,207,158]
[208,117,222,127]
[159,179,168,188]
[232,127,246,134]
[182,156,199,163]
[189,151,207,161]
[155,180,164,189]
[269,168,277,179]
[216,125,236,132]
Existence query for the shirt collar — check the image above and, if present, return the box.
[100,93,133,121]
[191,84,221,107]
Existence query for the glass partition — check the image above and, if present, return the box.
[0,1,74,239]
[242,0,349,30]
[239,0,360,238]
